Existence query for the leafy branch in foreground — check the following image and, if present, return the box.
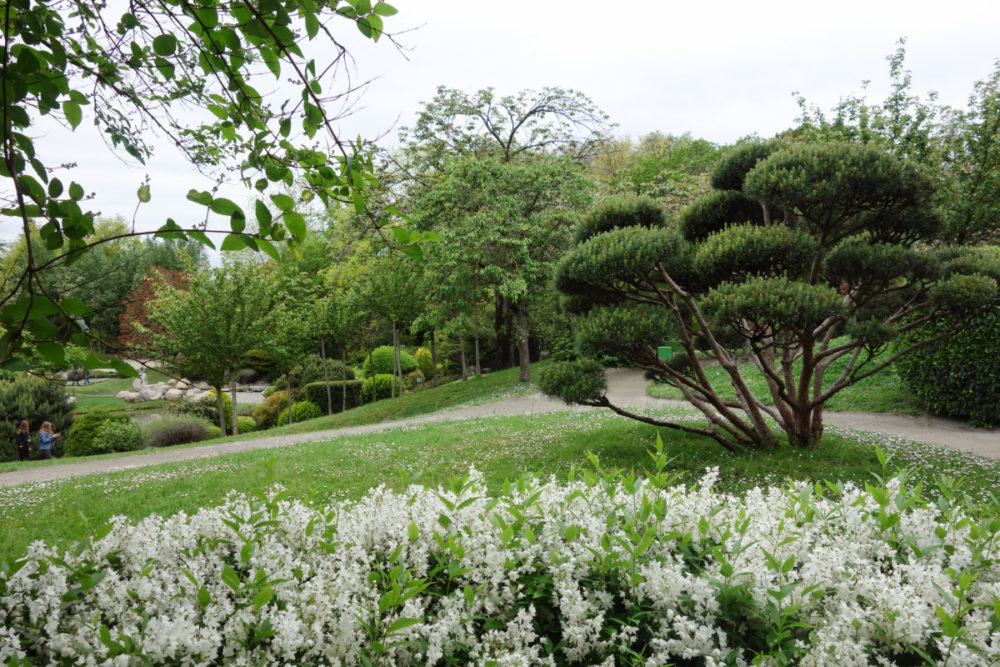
[0,0,400,370]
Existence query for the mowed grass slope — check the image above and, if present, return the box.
[3,403,998,557]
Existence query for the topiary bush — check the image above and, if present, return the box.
[895,307,1000,426]
[143,416,212,448]
[361,346,417,378]
[277,401,322,427]
[65,411,136,457]
[361,374,395,402]
[252,390,288,430]
[573,194,665,244]
[268,354,356,398]
[236,416,257,433]
[537,358,607,405]
[0,375,74,461]
[414,347,433,379]
[303,381,363,415]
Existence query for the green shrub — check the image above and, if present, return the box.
[0,375,74,461]
[277,401,322,426]
[414,347,433,378]
[547,336,578,362]
[303,380,363,414]
[361,374,396,402]
[404,369,425,390]
[236,416,257,433]
[241,348,277,375]
[173,390,233,433]
[574,194,666,244]
[143,416,212,448]
[252,390,288,430]
[95,419,143,454]
[206,425,222,439]
[895,308,1000,425]
[361,346,417,378]
[65,411,134,457]
[537,359,607,405]
[269,354,356,398]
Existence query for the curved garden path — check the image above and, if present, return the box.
[2,369,997,489]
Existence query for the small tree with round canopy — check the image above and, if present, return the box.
[540,140,999,450]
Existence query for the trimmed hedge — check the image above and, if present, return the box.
[143,416,211,448]
[361,373,396,402]
[65,411,137,457]
[303,380,363,415]
[277,401,322,427]
[895,307,1000,426]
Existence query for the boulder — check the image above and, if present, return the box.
[237,368,260,383]
[164,388,185,401]
[139,384,165,401]
[132,378,143,391]
[117,391,142,403]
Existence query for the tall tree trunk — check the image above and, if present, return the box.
[230,370,239,435]
[320,333,332,415]
[473,301,482,376]
[494,290,515,369]
[460,335,468,380]
[216,384,226,435]
[287,371,294,424]
[516,300,530,383]
[341,347,348,413]
[430,329,439,387]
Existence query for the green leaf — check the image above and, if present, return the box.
[59,298,92,316]
[352,190,365,214]
[400,245,423,261]
[37,342,65,366]
[284,212,306,239]
[256,238,280,262]
[152,34,177,56]
[270,193,294,211]
[391,227,410,244]
[387,617,421,634]
[62,101,82,129]
[109,357,138,378]
[408,522,419,541]
[252,587,273,610]
[373,2,398,16]
[221,565,240,592]
[197,586,211,609]
[209,197,240,217]
[136,184,151,203]
[188,230,215,249]
[221,234,249,251]
[305,13,320,39]
[255,200,272,229]
[186,189,213,206]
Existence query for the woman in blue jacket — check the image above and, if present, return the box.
[37,421,60,459]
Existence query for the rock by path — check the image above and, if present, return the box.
[2,369,997,489]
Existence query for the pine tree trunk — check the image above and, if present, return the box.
[494,290,515,369]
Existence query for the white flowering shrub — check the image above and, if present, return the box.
[2,445,999,666]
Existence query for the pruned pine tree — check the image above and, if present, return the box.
[541,141,999,450]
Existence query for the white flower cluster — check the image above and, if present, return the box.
[1,467,998,665]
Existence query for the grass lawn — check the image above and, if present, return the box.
[648,348,925,414]
[2,403,997,557]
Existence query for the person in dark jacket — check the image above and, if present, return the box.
[14,420,30,461]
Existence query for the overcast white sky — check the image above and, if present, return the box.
[5,0,999,244]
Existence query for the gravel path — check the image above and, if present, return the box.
[3,369,997,488]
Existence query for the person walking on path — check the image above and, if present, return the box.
[36,422,59,459]
[70,368,79,386]
[83,369,90,385]
[14,420,30,461]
